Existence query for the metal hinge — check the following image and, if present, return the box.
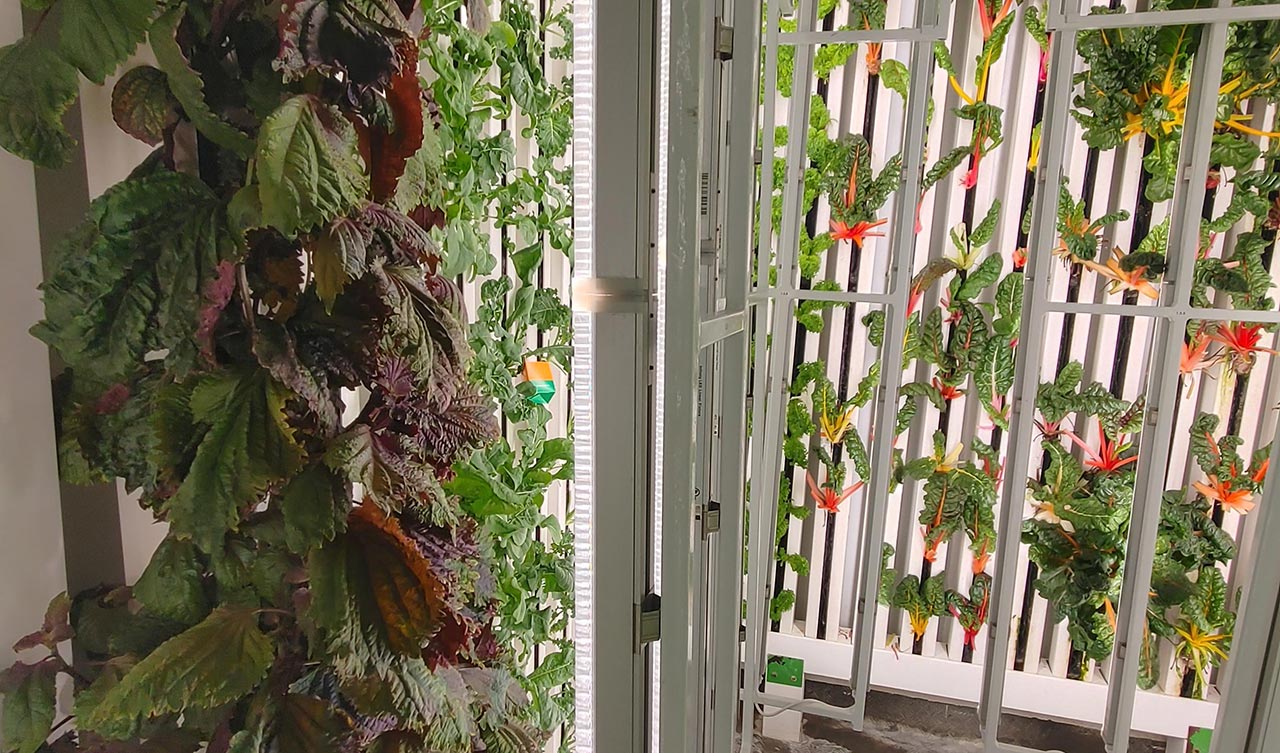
[701,500,722,538]
[715,20,734,61]
[636,592,662,648]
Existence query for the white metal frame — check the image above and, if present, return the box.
[571,1,655,751]
[740,0,948,740]
[738,1,1280,753]
[573,0,761,750]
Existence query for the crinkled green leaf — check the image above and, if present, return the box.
[879,58,909,99]
[69,589,183,660]
[255,94,369,237]
[165,369,303,553]
[150,9,253,155]
[274,693,348,753]
[133,537,211,625]
[32,172,238,383]
[1189,413,1222,475]
[956,255,1003,300]
[975,335,1015,413]
[70,655,135,725]
[280,464,349,554]
[80,607,273,740]
[1186,567,1228,632]
[993,272,1023,335]
[393,119,445,215]
[970,199,1001,248]
[1210,132,1260,170]
[312,216,373,312]
[59,0,157,84]
[0,40,80,168]
[932,41,957,78]
[0,661,57,753]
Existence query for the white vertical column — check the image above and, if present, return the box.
[572,1,656,752]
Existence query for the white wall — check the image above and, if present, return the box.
[0,26,162,660]
[0,7,69,656]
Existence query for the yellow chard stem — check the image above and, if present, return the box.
[949,75,976,105]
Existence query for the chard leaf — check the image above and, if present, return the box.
[993,272,1023,334]
[1210,132,1260,170]
[975,335,1015,411]
[879,58,909,99]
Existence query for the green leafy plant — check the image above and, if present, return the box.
[896,432,997,571]
[1139,415,1264,696]
[1073,5,1280,202]
[891,572,948,642]
[1021,368,1142,664]
[0,1,549,751]
[946,573,992,651]
[754,6,1273,700]
[1054,185,1131,264]
[1171,569,1235,699]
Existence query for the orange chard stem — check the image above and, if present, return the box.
[997,0,1014,24]
[976,0,993,39]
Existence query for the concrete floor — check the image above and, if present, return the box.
[746,715,983,753]
[740,686,1165,753]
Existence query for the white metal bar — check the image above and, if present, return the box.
[738,0,787,742]
[1103,18,1228,753]
[849,9,944,728]
[781,27,948,44]
[762,0,820,645]
[978,20,1078,750]
[572,1,656,750]
[1212,424,1280,753]
[1037,299,1280,325]
[700,311,748,347]
[657,0,710,743]
[705,0,763,748]
[765,287,896,304]
[1053,2,1280,31]
[771,632,1221,738]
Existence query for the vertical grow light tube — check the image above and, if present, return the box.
[651,0,672,744]
[571,0,596,748]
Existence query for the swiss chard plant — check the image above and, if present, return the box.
[755,0,1278,695]
[1139,413,1267,697]
[1019,364,1142,664]
[0,1,556,752]
[890,572,948,643]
